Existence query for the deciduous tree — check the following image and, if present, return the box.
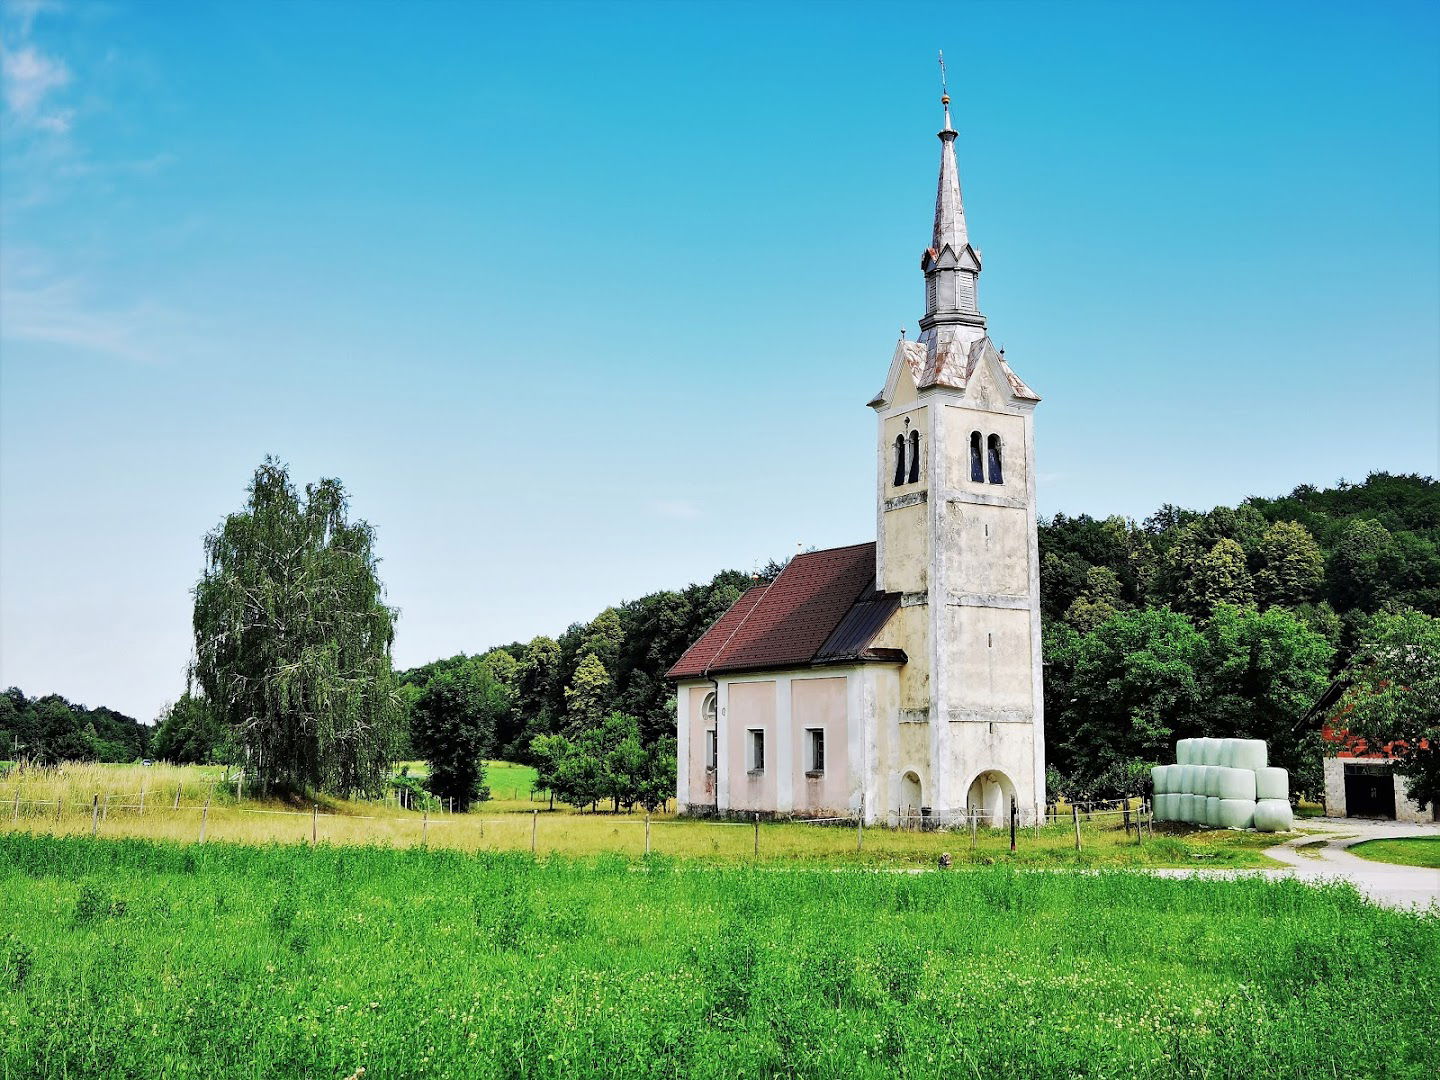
[192,459,403,796]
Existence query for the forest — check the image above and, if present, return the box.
[392,472,1439,804]
[6,472,1436,805]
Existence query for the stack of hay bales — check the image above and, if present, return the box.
[1150,738,1293,831]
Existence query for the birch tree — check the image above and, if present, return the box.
[192,459,402,796]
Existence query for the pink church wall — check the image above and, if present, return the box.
[727,680,776,811]
[686,684,715,809]
[791,677,849,813]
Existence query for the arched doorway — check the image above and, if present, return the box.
[899,771,923,825]
[965,770,1017,828]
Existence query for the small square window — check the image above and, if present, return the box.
[806,729,825,774]
[748,729,765,773]
[705,729,717,770]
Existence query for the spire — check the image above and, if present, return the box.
[932,56,967,255]
[919,57,983,334]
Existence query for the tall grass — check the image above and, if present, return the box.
[0,833,1435,1079]
[0,763,1284,868]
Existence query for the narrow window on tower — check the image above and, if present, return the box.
[970,431,984,483]
[748,729,765,773]
[907,430,921,484]
[987,434,1004,485]
[893,435,906,486]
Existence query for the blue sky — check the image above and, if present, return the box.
[2,0,1437,723]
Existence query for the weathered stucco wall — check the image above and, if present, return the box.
[945,502,1029,596]
[727,680,776,811]
[685,684,714,810]
[869,604,929,715]
[946,606,1034,717]
[791,676,849,813]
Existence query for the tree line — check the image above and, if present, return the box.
[0,689,150,765]
[14,464,1433,815]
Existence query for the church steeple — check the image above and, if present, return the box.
[920,88,984,333]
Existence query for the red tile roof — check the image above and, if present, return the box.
[666,542,903,680]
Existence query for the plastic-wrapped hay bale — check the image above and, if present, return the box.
[1187,794,1204,823]
[1151,765,1170,795]
[1218,799,1255,829]
[1166,793,1182,821]
[1216,767,1257,801]
[1204,737,1225,765]
[1216,738,1236,768]
[1176,739,1195,766]
[1152,793,1168,821]
[1231,739,1267,772]
[1255,766,1288,801]
[1206,796,1221,827]
[1253,798,1293,832]
[1199,765,1219,797]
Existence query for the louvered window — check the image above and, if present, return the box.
[957,274,976,312]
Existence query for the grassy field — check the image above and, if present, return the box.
[1,833,1436,1080]
[1350,836,1440,869]
[0,763,1287,868]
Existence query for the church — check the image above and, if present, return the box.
[666,94,1045,826]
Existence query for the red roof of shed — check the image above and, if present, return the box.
[666,542,904,680]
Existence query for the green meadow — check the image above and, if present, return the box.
[1350,836,1440,869]
[2,834,1436,1080]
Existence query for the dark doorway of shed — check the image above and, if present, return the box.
[1344,763,1396,819]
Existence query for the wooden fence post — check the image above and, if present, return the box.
[56,795,62,823]
[101,793,109,823]
[857,795,864,854]
[530,809,538,854]
[312,802,318,846]
[91,794,99,837]
[753,813,759,859]
[199,795,210,844]
[173,783,182,811]
[138,782,146,816]
[12,788,19,824]
[645,812,651,855]
[970,811,977,851]
[1010,799,1017,852]
[1072,803,1082,852]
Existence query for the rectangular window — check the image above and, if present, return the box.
[705,729,717,770]
[806,729,825,774]
[748,729,765,773]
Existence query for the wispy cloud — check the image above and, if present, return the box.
[2,31,72,133]
[1,4,196,366]
[1,273,188,365]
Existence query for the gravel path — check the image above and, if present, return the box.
[1150,817,1440,911]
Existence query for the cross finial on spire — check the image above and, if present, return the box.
[938,50,953,132]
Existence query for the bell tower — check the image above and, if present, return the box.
[868,85,1046,822]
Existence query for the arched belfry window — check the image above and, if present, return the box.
[969,431,984,483]
[987,434,1004,485]
[907,430,921,484]
[893,435,906,486]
